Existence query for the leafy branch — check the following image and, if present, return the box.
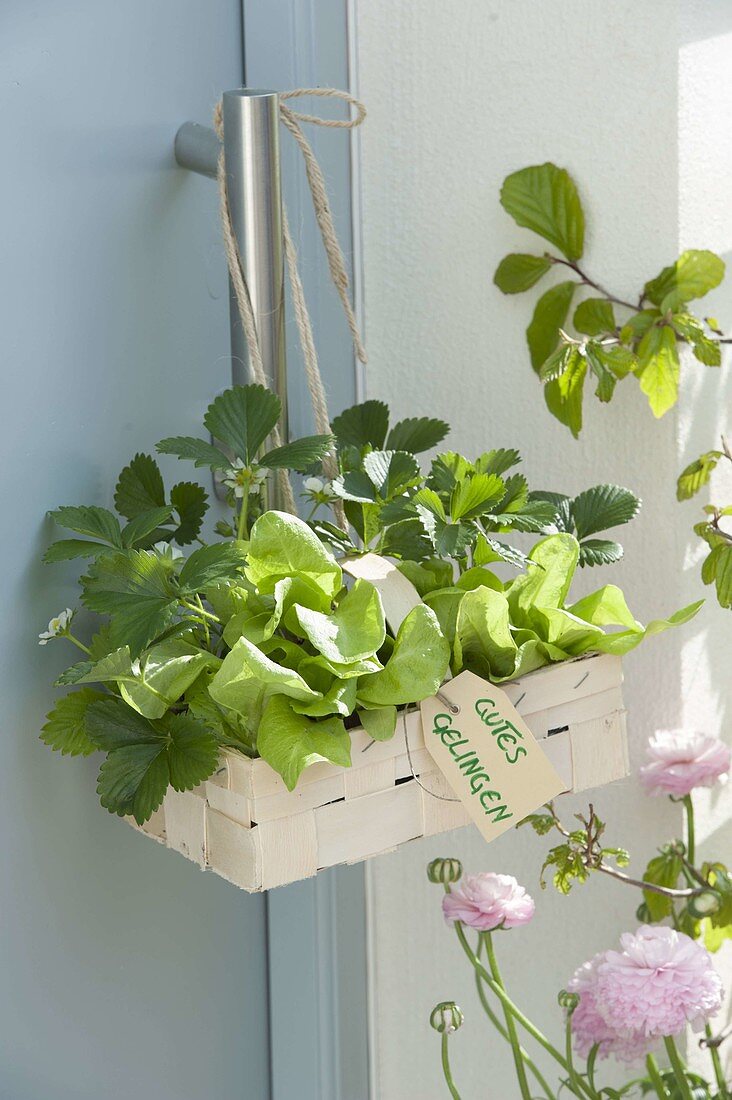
[522,803,708,903]
[495,162,727,436]
[678,435,732,609]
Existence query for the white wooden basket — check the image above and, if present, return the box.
[126,652,628,892]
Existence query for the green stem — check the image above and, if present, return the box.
[682,795,695,867]
[565,1014,592,1099]
[237,492,249,541]
[474,943,556,1100]
[180,600,220,624]
[484,932,532,1100]
[440,1033,461,1100]
[194,595,211,647]
[645,1054,671,1099]
[453,924,594,1098]
[705,1024,730,1100]
[664,1036,694,1100]
[65,632,92,656]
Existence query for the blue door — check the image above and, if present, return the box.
[0,2,366,1097]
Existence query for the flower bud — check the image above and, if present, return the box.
[687,890,722,918]
[427,857,463,885]
[558,991,580,1013]
[430,1002,464,1033]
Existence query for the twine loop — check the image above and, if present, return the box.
[213,88,367,525]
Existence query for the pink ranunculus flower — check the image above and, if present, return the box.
[442,873,535,931]
[567,952,652,1063]
[596,926,723,1039]
[640,729,730,798]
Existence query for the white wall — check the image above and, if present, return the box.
[356,2,732,1095]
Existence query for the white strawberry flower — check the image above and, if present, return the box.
[223,457,247,498]
[38,607,74,645]
[303,477,335,501]
[223,458,266,498]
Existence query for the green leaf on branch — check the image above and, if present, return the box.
[708,545,732,607]
[637,325,680,418]
[114,453,166,518]
[380,519,433,561]
[585,345,617,402]
[500,163,585,260]
[332,470,378,504]
[642,850,683,921]
[644,249,725,312]
[517,812,556,836]
[690,334,722,366]
[155,436,232,470]
[261,434,333,471]
[573,298,615,336]
[578,539,624,567]
[672,313,723,366]
[363,450,421,498]
[89,699,218,823]
[121,640,219,720]
[540,843,589,894]
[169,481,208,545]
[677,451,724,501]
[619,309,661,345]
[493,253,552,294]
[43,539,113,563]
[257,695,351,791]
[544,346,587,437]
[121,507,175,548]
[386,416,449,454]
[331,400,389,450]
[49,505,122,547]
[527,281,577,371]
[81,550,178,654]
[586,345,637,402]
[177,542,247,594]
[570,484,641,539]
[203,384,281,463]
[450,473,505,521]
[475,449,522,477]
[41,689,106,756]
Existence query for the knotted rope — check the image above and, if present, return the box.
[213,88,367,526]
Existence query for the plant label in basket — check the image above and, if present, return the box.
[420,671,566,844]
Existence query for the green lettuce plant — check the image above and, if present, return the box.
[494,162,729,436]
[399,532,702,683]
[677,435,732,609]
[42,508,449,821]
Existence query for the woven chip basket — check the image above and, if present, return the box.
[125,651,628,892]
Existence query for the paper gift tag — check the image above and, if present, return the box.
[342,553,422,632]
[420,670,565,844]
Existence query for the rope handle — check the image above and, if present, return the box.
[213,88,368,524]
